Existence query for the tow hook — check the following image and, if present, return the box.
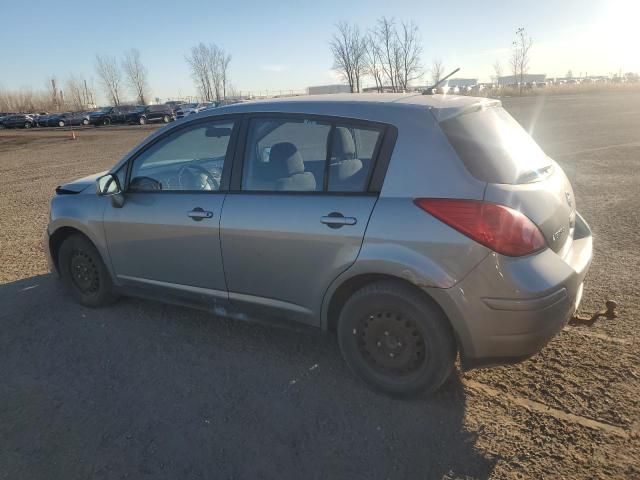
[569,300,618,326]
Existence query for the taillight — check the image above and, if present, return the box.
[414,198,547,257]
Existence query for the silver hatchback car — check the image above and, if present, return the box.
[46,94,592,396]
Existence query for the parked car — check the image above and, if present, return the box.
[0,114,35,129]
[175,102,216,119]
[38,112,90,127]
[45,94,592,396]
[89,106,139,126]
[164,101,185,112]
[125,104,175,125]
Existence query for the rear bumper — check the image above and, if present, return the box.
[428,212,593,369]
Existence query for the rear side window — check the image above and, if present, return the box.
[241,117,384,193]
[242,118,331,192]
[440,106,552,184]
[328,125,381,192]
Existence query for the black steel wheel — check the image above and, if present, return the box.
[357,311,427,376]
[337,280,456,396]
[58,233,117,307]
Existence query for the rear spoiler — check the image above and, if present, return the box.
[431,99,502,123]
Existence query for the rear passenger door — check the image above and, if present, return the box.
[220,114,389,326]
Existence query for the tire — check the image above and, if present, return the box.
[58,233,117,308]
[102,118,111,126]
[58,120,65,128]
[139,116,146,125]
[162,115,170,123]
[24,122,32,129]
[337,280,456,397]
[82,118,89,125]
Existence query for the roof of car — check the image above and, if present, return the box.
[212,93,500,122]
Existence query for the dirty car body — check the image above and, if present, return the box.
[46,93,593,395]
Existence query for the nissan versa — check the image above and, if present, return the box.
[45,94,593,396]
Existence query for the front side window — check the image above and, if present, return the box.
[129,120,234,192]
[242,118,330,192]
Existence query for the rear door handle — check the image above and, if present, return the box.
[321,212,357,228]
[188,207,213,221]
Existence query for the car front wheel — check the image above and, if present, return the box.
[58,233,117,307]
[24,122,32,129]
[163,115,170,123]
[139,116,146,125]
[58,120,65,128]
[82,118,89,125]
[337,280,456,397]
[102,118,111,126]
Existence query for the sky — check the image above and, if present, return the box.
[1,0,638,103]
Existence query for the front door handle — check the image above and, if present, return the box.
[321,212,357,229]
[188,207,213,221]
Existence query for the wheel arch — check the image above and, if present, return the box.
[322,271,471,361]
[49,226,93,273]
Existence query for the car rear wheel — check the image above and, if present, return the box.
[139,116,146,125]
[24,122,32,129]
[102,118,111,126]
[58,120,65,127]
[337,280,456,397]
[58,234,117,308]
[82,118,89,125]
[163,115,170,123]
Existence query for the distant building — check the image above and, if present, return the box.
[307,84,352,95]
[446,78,478,88]
[498,74,546,85]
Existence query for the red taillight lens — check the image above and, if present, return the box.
[414,198,547,257]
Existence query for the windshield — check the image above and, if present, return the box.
[440,106,553,184]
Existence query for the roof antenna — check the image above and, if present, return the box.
[422,68,460,95]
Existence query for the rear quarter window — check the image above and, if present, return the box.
[440,106,552,184]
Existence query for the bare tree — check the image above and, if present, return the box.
[66,76,85,110]
[95,54,123,105]
[492,60,503,85]
[186,43,213,101]
[430,59,445,86]
[374,17,400,92]
[46,77,61,111]
[509,27,533,94]
[329,22,366,93]
[122,48,150,105]
[396,21,422,91]
[363,33,383,92]
[186,43,232,102]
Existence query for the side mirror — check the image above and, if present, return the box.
[96,173,125,208]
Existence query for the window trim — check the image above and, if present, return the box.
[229,112,397,195]
[123,114,242,194]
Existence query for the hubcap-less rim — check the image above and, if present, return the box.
[356,312,427,375]
[70,250,99,294]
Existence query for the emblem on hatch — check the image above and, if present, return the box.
[565,191,573,208]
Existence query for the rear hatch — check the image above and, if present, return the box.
[440,105,576,255]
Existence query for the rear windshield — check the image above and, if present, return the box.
[440,106,552,184]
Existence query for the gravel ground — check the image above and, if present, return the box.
[1,94,639,479]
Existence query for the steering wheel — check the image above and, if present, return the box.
[177,164,219,191]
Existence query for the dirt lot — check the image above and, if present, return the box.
[1,93,639,479]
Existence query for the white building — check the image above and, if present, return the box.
[307,84,352,95]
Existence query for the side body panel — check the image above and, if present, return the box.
[220,194,377,326]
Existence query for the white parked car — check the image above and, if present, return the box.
[176,102,217,119]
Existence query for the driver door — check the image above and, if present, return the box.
[102,118,238,308]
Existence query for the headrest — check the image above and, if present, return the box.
[331,127,356,160]
[270,142,305,176]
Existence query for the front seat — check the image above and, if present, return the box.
[329,127,364,191]
[270,142,317,191]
